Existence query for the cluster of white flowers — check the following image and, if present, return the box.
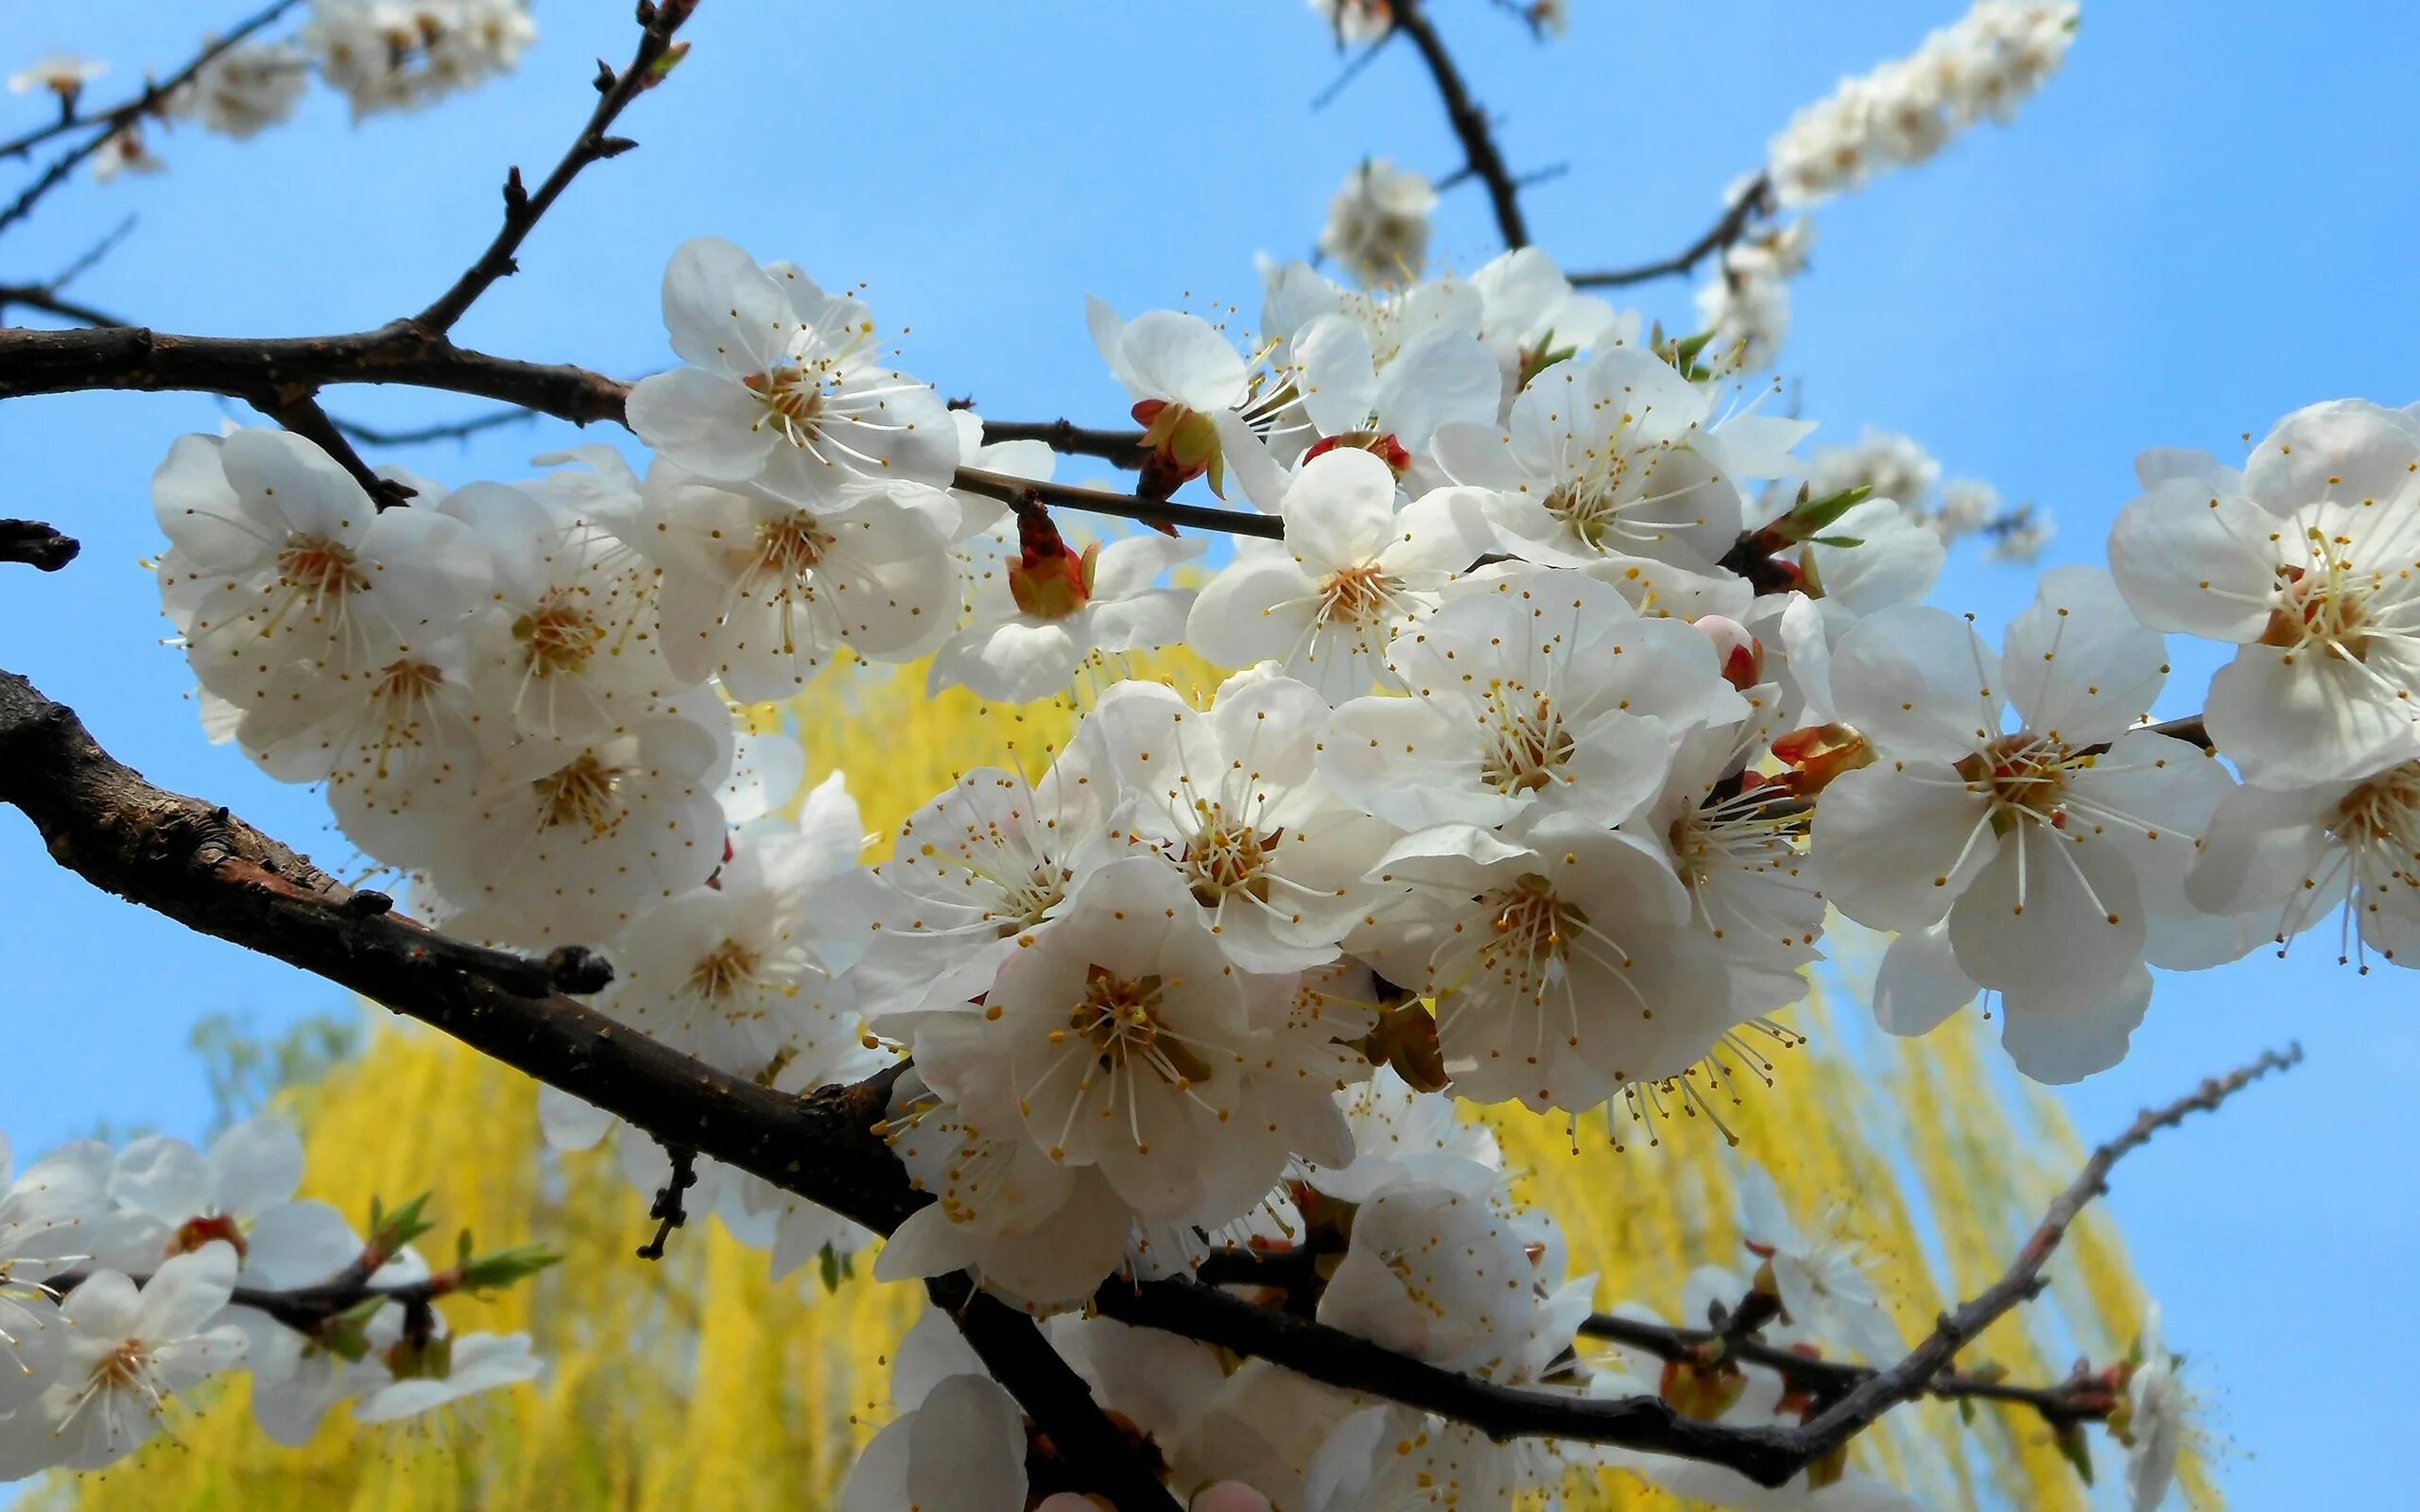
[118,198,2391,1499]
[1796,425,2052,562]
[5,0,535,186]
[1318,159,1439,290]
[1767,0,2081,208]
[0,1121,544,1481]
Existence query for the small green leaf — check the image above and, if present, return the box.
[458,1243,564,1294]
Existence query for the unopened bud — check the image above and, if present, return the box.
[1692,614,1763,691]
[1132,399,1228,499]
[1660,1356,1747,1420]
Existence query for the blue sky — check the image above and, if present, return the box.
[0,1,2411,1503]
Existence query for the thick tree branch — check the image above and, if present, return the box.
[0,0,308,241]
[414,0,698,335]
[933,1275,1184,1512]
[0,520,80,571]
[1568,174,1775,288]
[1389,0,1530,249]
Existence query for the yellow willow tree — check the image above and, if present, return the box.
[43,658,2213,1512]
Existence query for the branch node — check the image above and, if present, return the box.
[635,1144,698,1261]
[544,943,615,995]
[343,889,395,918]
[594,135,640,160]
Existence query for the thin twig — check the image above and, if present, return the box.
[635,1145,698,1261]
[975,418,1150,471]
[954,465,1283,540]
[1569,174,1774,287]
[1310,33,1394,112]
[331,405,540,447]
[1389,0,1530,249]
[245,387,417,508]
[1789,1042,2304,1462]
[414,0,699,334]
[0,284,123,327]
[0,0,307,241]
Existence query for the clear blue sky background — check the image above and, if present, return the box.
[0,2,2409,1503]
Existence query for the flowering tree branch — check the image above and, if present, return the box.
[0,0,309,242]
[974,417,1150,470]
[1388,0,1530,249]
[0,654,2164,1495]
[413,0,697,335]
[1567,173,1775,288]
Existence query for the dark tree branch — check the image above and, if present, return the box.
[954,466,1283,541]
[933,1275,1184,1512]
[0,320,631,426]
[414,0,699,335]
[976,419,1150,471]
[1388,0,1530,249]
[1096,1277,1806,1484]
[0,520,79,571]
[0,0,308,241]
[1568,174,1775,288]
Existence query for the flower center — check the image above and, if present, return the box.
[510,589,607,678]
[1071,966,1214,1085]
[1178,803,1280,906]
[1316,562,1394,627]
[684,938,763,1001]
[1477,682,1573,796]
[1480,873,1587,969]
[2261,545,2376,658]
[749,512,835,596]
[95,1338,152,1391]
[2330,763,2420,873]
[275,533,368,609]
[743,363,831,447]
[1957,733,2080,834]
[532,751,624,833]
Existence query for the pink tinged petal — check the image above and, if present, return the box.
[1830,604,2004,762]
[626,367,780,481]
[1283,447,1399,570]
[2242,399,2420,514]
[2206,644,2420,786]
[2002,565,2168,746]
[1998,963,2153,1085]
[2106,483,2279,642]
[1121,311,1248,411]
[1812,762,1996,932]
[207,1118,303,1216]
[659,235,796,374]
[1948,826,2146,999]
[1874,920,1977,1036]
